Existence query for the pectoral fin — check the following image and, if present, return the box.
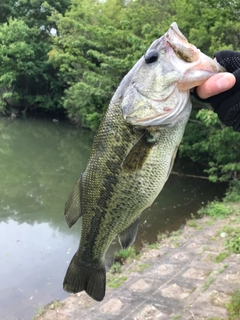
[122,132,155,173]
[64,174,83,228]
[118,217,140,249]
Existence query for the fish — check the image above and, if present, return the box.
[63,22,225,301]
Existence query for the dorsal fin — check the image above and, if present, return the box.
[64,173,83,228]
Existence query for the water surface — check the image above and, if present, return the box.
[0,117,226,320]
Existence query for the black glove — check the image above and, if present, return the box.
[193,50,240,131]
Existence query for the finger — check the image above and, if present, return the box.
[196,73,236,99]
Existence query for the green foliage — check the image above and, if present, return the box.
[202,277,215,291]
[110,262,123,274]
[226,290,240,320]
[1,0,240,184]
[217,225,240,254]
[137,263,150,272]
[32,300,62,319]
[224,181,240,203]
[0,0,70,28]
[180,107,240,183]
[225,230,240,254]
[171,1,240,183]
[0,18,61,112]
[187,219,202,229]
[0,0,70,114]
[213,252,228,263]
[107,275,127,288]
[170,0,240,56]
[50,0,169,128]
[198,201,232,218]
[114,246,136,263]
[147,243,159,249]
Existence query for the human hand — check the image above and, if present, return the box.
[193,50,240,131]
[196,73,235,99]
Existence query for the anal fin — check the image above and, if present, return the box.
[64,173,83,228]
[118,217,140,249]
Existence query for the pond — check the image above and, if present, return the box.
[0,117,226,320]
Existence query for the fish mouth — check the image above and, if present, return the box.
[168,22,187,42]
[165,22,225,73]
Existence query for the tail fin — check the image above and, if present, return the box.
[63,253,106,302]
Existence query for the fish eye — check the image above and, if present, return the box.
[144,49,158,64]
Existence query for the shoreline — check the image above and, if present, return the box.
[34,203,240,320]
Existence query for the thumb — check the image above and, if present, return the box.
[196,73,236,99]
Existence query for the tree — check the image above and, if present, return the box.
[0,0,70,28]
[180,106,240,182]
[0,18,62,112]
[0,0,70,114]
[169,0,240,55]
[50,0,169,129]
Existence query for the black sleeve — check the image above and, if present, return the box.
[193,50,240,131]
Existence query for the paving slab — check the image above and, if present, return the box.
[37,214,240,320]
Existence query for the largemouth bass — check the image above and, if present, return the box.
[63,22,224,301]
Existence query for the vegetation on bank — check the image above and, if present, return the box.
[34,196,240,319]
[31,182,240,319]
[1,0,240,183]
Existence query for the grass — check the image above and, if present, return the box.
[51,301,62,308]
[110,262,123,274]
[106,261,128,289]
[32,301,62,319]
[128,262,150,273]
[157,232,168,241]
[107,275,127,288]
[146,243,159,249]
[217,263,228,274]
[137,263,150,272]
[226,290,240,320]
[187,219,203,230]
[224,180,240,203]
[204,219,215,226]
[114,247,138,264]
[198,201,232,218]
[201,245,210,253]
[225,233,240,254]
[32,305,45,320]
[213,252,229,263]
[216,226,240,254]
[202,277,215,291]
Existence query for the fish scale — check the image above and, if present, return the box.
[63,22,225,301]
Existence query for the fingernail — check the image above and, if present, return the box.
[216,74,235,91]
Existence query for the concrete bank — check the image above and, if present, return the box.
[36,209,240,320]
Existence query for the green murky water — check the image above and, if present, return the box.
[0,117,226,320]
